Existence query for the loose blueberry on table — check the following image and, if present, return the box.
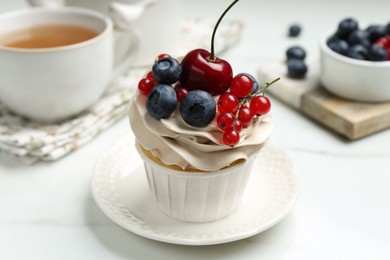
[288,23,302,37]
[137,0,279,146]
[285,45,308,79]
[327,17,390,61]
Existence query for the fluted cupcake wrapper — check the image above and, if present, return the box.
[136,143,257,223]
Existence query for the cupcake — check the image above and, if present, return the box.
[128,0,278,223]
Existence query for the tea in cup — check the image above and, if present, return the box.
[28,0,182,67]
[0,7,132,122]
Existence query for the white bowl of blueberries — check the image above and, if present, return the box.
[320,18,390,102]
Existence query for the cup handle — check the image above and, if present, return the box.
[108,0,156,31]
[107,0,156,77]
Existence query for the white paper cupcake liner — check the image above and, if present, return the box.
[136,143,258,223]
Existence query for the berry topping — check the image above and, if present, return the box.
[217,112,235,131]
[217,92,239,114]
[230,74,253,98]
[146,71,155,81]
[237,105,253,128]
[136,0,281,147]
[250,96,271,115]
[138,77,156,96]
[286,46,306,60]
[146,84,177,119]
[179,0,239,96]
[180,90,216,127]
[175,88,188,103]
[152,57,182,84]
[288,24,301,37]
[155,53,170,62]
[223,129,240,147]
[287,59,308,78]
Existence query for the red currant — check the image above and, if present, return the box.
[233,120,242,133]
[175,88,188,103]
[375,36,390,49]
[223,129,240,146]
[230,74,253,98]
[238,105,253,128]
[218,93,239,113]
[155,53,170,62]
[217,113,235,131]
[250,96,271,115]
[146,71,154,80]
[138,78,155,95]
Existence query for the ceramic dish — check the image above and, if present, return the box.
[320,30,390,102]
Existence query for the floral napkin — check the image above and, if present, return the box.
[0,18,243,163]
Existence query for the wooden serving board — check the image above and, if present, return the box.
[257,59,390,140]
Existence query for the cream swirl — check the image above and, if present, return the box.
[129,93,273,172]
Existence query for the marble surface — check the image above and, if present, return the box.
[1,0,390,259]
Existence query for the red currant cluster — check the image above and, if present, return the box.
[217,75,279,146]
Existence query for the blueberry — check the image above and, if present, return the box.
[336,17,359,39]
[287,59,307,79]
[386,22,390,35]
[327,36,349,55]
[179,90,216,127]
[236,73,259,94]
[146,84,177,119]
[346,45,368,60]
[368,44,388,61]
[152,57,182,84]
[286,46,306,60]
[288,24,301,37]
[366,25,387,42]
[348,30,370,48]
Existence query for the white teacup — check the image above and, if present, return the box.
[28,0,182,67]
[0,7,129,122]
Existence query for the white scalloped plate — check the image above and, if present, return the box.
[92,134,299,246]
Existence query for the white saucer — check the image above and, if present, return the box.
[92,134,299,246]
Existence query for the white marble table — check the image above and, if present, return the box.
[1,0,390,259]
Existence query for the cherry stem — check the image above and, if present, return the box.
[209,0,240,61]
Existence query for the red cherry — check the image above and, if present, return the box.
[218,92,239,113]
[180,49,233,96]
[138,78,155,95]
[217,112,235,131]
[175,88,188,103]
[223,129,240,146]
[238,105,253,128]
[230,74,253,98]
[250,96,271,115]
[178,0,240,96]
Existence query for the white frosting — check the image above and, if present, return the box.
[129,93,273,171]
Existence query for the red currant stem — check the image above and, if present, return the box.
[259,77,280,95]
[234,77,280,120]
[209,0,240,61]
